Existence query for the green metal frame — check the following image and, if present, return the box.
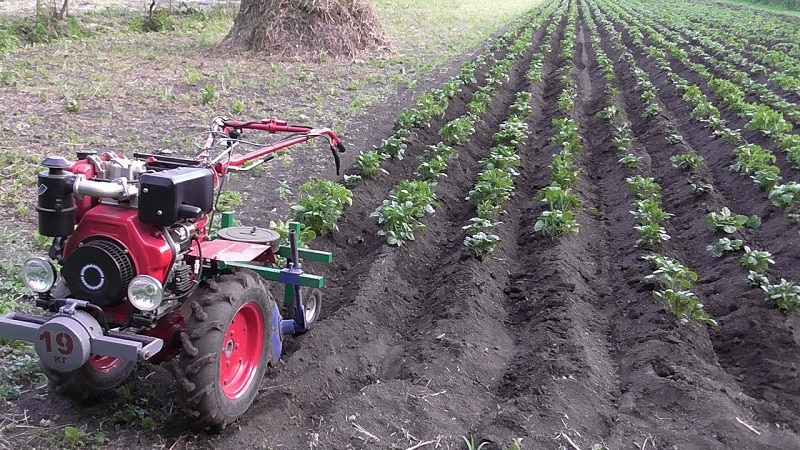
[216,213,332,307]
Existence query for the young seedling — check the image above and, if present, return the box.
[706,207,761,233]
[762,279,800,312]
[356,151,386,178]
[739,247,775,272]
[670,151,704,171]
[706,237,743,257]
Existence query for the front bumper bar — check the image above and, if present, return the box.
[0,312,163,363]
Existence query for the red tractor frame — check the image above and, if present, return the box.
[0,117,345,430]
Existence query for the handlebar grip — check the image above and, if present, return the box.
[331,146,341,175]
[336,142,346,153]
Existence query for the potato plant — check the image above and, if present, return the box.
[290,179,353,236]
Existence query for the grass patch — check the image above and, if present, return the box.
[715,0,800,14]
[372,0,546,57]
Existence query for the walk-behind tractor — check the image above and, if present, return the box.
[0,117,345,430]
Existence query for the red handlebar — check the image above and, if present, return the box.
[210,117,345,175]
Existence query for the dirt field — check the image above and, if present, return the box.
[3,0,800,448]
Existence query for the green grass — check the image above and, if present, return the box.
[715,0,800,14]
[373,0,546,55]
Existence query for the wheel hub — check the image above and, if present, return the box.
[219,302,265,399]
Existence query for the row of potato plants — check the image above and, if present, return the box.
[349,8,546,185]
[647,0,800,94]
[592,0,800,216]
[622,0,800,115]
[592,0,800,313]
[535,0,584,237]
[463,93,533,259]
[601,0,800,162]
[607,0,800,133]
[283,6,551,243]
[584,2,715,326]
[461,3,575,257]
[371,8,546,246]
[705,208,800,312]
[651,10,800,107]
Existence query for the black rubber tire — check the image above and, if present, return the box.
[41,358,136,402]
[287,288,323,331]
[40,282,136,402]
[174,269,274,431]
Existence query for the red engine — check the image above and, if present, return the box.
[36,153,214,360]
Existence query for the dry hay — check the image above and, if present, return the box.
[218,0,389,59]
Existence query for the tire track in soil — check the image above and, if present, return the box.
[204,12,556,449]
[590,1,800,446]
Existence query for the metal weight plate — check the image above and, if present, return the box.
[217,226,281,251]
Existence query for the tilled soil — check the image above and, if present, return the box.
[4,0,800,449]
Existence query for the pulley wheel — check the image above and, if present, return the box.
[217,226,281,251]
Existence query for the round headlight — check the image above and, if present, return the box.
[22,257,57,293]
[127,275,163,312]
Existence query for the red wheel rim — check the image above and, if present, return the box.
[219,302,265,399]
[89,355,124,373]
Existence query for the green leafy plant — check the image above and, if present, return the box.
[690,181,713,196]
[268,219,316,247]
[630,198,672,224]
[665,133,684,145]
[417,154,448,181]
[376,136,408,160]
[290,179,352,236]
[739,246,775,272]
[670,151,704,171]
[463,436,489,450]
[550,153,580,188]
[706,207,761,233]
[643,103,661,119]
[706,237,743,257]
[634,223,670,247]
[184,66,202,86]
[643,253,698,290]
[769,182,800,209]
[731,144,776,174]
[751,166,782,191]
[762,279,800,312]
[230,100,245,115]
[745,104,792,137]
[534,209,579,236]
[463,232,501,261]
[462,217,501,235]
[371,180,437,246]
[748,270,770,288]
[467,168,515,207]
[508,91,533,118]
[618,153,641,168]
[643,254,715,325]
[626,176,661,200]
[596,104,619,120]
[356,150,386,178]
[537,185,581,212]
[440,115,476,146]
[199,84,217,105]
[653,289,717,326]
[493,118,529,148]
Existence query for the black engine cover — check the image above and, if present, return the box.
[138,167,214,227]
[62,239,135,306]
